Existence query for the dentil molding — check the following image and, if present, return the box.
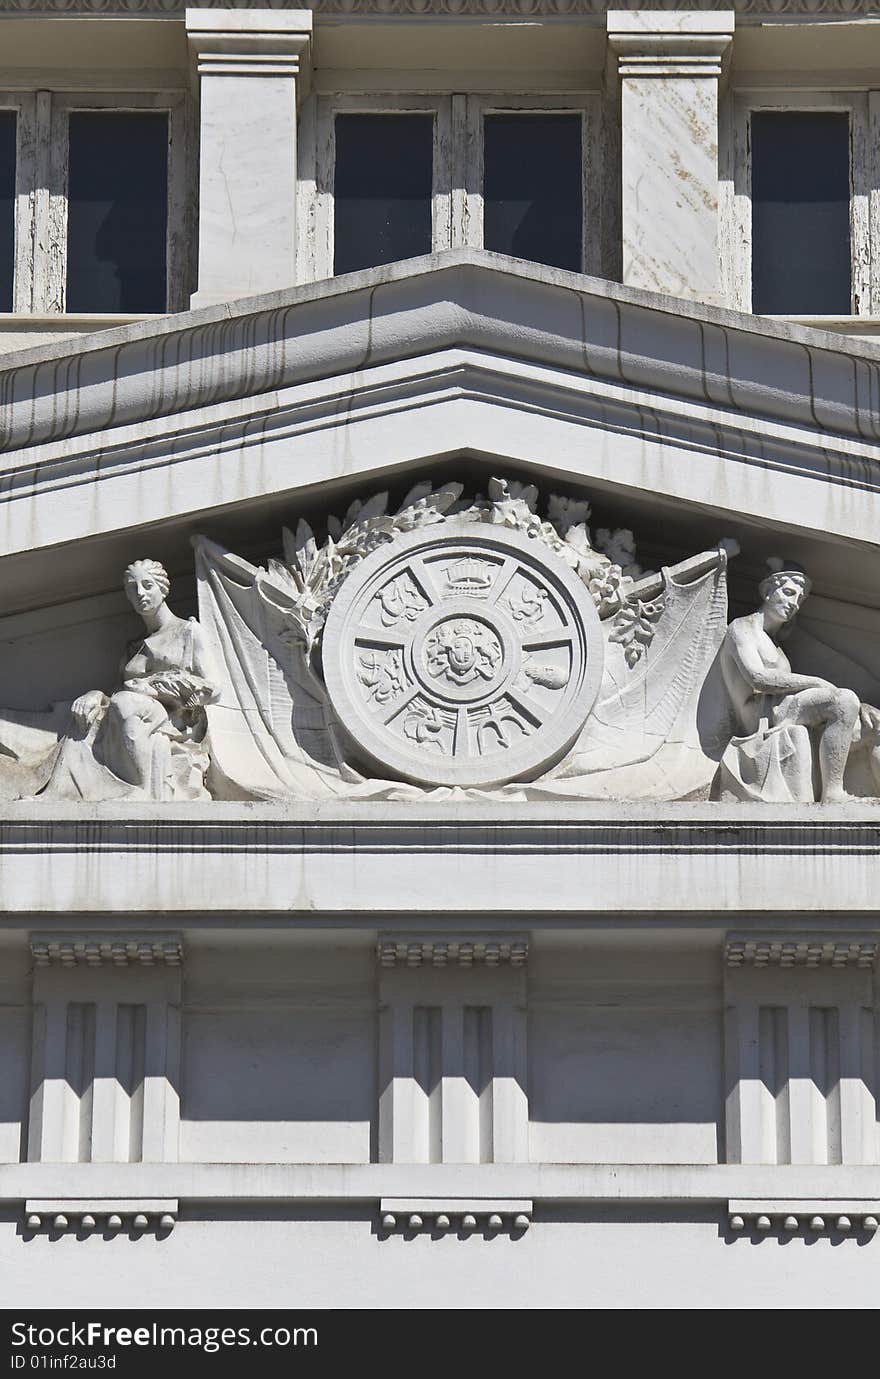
[725,936,878,969]
[30,934,184,967]
[377,935,529,967]
[728,1201,880,1237]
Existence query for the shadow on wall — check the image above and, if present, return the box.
[178,1008,376,1163]
[528,1006,724,1165]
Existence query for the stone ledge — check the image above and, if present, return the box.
[5,1163,880,1206]
[1,800,879,917]
[2,2,875,17]
[2,796,880,829]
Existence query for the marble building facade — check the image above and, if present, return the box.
[0,0,879,1309]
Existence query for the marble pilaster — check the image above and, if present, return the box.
[607,10,734,305]
[186,8,312,308]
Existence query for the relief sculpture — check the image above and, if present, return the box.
[0,560,218,802]
[715,564,880,803]
[2,474,879,806]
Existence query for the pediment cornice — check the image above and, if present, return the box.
[1,250,879,610]
[3,250,878,456]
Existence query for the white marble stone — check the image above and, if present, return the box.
[0,5,878,1314]
[725,954,878,1167]
[4,559,219,803]
[28,954,182,1166]
[717,567,880,804]
[186,9,312,307]
[608,11,734,305]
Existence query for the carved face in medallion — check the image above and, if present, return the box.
[424,619,503,689]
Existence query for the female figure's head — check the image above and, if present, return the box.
[124,559,170,618]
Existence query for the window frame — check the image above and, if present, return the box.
[0,91,38,315]
[299,91,607,284]
[725,89,871,317]
[1,89,190,317]
[462,94,605,278]
[305,94,454,284]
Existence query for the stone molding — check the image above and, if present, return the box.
[607,12,734,80]
[25,1199,178,1235]
[0,1,873,16]
[380,1198,532,1233]
[7,1162,880,1205]
[725,937,878,969]
[30,934,184,967]
[378,935,529,968]
[727,1201,880,1236]
[185,8,312,83]
[1,254,876,460]
[4,805,880,917]
[3,256,880,605]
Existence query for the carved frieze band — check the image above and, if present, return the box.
[378,936,529,968]
[725,938,878,970]
[2,1,872,15]
[30,935,184,968]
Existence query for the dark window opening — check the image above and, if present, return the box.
[483,113,582,273]
[0,112,16,312]
[66,111,169,314]
[751,111,851,315]
[334,114,434,276]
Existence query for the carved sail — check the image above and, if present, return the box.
[536,559,730,799]
[193,537,356,800]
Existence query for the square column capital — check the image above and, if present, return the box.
[607,10,734,78]
[186,8,313,87]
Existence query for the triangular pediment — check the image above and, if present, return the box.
[2,252,880,811]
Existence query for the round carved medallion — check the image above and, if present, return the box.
[322,520,604,787]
